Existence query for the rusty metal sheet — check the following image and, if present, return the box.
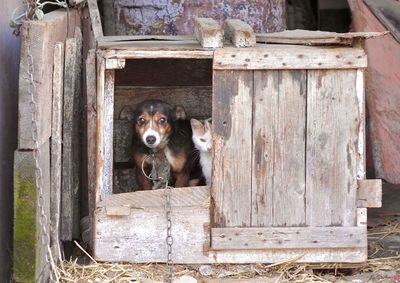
[110,0,286,35]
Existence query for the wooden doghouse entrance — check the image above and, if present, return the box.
[93,33,382,263]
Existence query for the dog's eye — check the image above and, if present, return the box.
[137,117,146,125]
[200,138,206,142]
[158,117,167,125]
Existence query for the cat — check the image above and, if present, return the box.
[190,118,212,186]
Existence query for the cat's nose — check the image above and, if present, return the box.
[146,135,157,145]
[207,146,212,152]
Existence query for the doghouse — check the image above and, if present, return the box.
[91,19,382,263]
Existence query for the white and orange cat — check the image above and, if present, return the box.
[190,118,212,186]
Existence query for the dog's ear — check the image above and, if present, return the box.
[173,105,186,120]
[119,106,134,121]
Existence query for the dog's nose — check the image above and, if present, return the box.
[146,135,157,145]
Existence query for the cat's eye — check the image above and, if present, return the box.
[137,117,146,125]
[200,138,206,142]
[158,117,167,125]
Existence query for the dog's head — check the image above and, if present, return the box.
[133,100,186,149]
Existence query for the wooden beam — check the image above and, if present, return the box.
[50,42,64,261]
[61,28,83,241]
[87,0,103,40]
[357,179,382,208]
[213,46,367,70]
[256,30,386,46]
[194,18,223,48]
[224,19,256,47]
[211,227,367,250]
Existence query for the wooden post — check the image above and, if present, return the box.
[61,27,83,241]
[50,42,64,260]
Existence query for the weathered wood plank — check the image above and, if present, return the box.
[85,49,97,218]
[61,28,83,241]
[224,19,256,47]
[194,18,223,48]
[256,30,385,46]
[87,0,103,40]
[306,70,360,227]
[96,57,106,204]
[211,227,367,250]
[357,179,382,208]
[94,187,368,263]
[14,141,50,282]
[100,49,213,59]
[252,70,306,227]
[50,42,64,261]
[18,9,79,149]
[104,70,115,196]
[213,46,367,70]
[212,70,253,227]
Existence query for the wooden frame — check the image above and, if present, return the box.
[92,36,381,263]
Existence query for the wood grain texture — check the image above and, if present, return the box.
[357,179,382,208]
[213,46,367,70]
[106,58,126,69]
[50,42,64,260]
[256,30,384,46]
[306,70,360,227]
[211,227,367,250]
[85,50,97,231]
[96,57,106,204]
[87,0,103,39]
[61,28,83,241]
[224,19,256,47]
[100,49,213,59]
[212,70,253,227]
[103,70,115,196]
[252,70,306,227]
[194,18,223,48]
[18,9,79,149]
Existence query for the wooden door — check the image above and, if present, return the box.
[210,47,368,261]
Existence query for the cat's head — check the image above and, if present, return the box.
[190,118,212,152]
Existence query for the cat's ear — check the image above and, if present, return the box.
[173,105,186,120]
[190,118,202,130]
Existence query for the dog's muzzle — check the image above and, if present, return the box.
[143,129,161,148]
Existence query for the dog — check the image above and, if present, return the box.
[131,99,203,190]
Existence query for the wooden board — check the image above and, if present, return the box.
[224,19,256,47]
[50,42,64,260]
[211,227,367,250]
[85,50,97,238]
[13,141,50,282]
[212,70,253,227]
[93,187,368,263]
[87,0,103,40]
[194,18,223,48]
[256,29,385,45]
[251,70,306,227]
[61,28,83,241]
[306,70,361,227]
[18,9,79,149]
[213,46,367,70]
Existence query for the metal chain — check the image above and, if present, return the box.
[26,32,55,280]
[141,154,174,282]
[165,182,174,283]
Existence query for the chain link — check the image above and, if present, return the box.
[27,32,55,279]
[142,154,174,282]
